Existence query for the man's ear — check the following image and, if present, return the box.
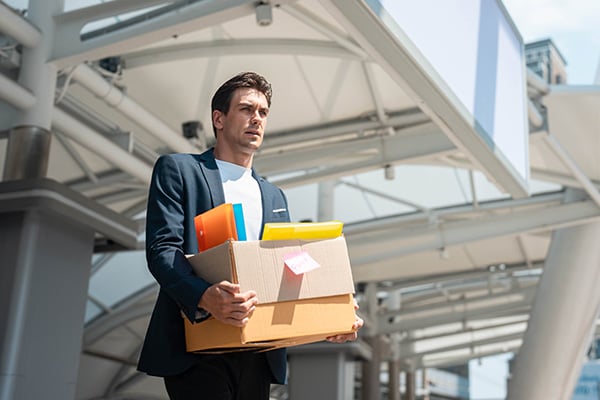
[213,109,224,130]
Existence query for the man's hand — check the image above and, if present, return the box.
[198,281,258,327]
[326,297,364,343]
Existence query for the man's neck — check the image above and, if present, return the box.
[213,146,254,168]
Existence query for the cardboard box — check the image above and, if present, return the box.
[185,236,356,352]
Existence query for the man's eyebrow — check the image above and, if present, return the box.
[237,100,269,111]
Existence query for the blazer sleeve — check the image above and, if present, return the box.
[145,154,210,321]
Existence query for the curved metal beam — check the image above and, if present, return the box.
[122,38,361,68]
[0,2,41,48]
[0,73,36,110]
[71,63,197,154]
[52,0,296,67]
[84,286,157,345]
[348,195,600,267]
[52,108,153,184]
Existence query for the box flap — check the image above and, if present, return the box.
[187,241,235,284]
[184,293,356,353]
[232,236,354,304]
[241,293,356,342]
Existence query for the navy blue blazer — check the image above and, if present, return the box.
[137,148,290,383]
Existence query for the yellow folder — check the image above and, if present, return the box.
[261,220,343,240]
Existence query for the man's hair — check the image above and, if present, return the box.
[210,72,272,137]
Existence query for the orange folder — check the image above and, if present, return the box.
[194,203,238,251]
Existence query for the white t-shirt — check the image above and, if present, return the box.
[215,159,263,241]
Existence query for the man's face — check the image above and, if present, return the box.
[213,87,269,156]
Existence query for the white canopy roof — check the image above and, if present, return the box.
[1,1,600,398]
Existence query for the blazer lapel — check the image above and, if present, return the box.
[197,148,225,207]
[253,170,269,238]
[198,152,271,237]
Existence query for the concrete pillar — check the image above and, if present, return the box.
[0,210,93,400]
[288,341,369,400]
[0,179,137,400]
[507,192,600,399]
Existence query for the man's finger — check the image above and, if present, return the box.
[326,332,358,343]
[232,293,258,308]
[230,290,258,303]
[353,316,364,330]
[217,281,241,294]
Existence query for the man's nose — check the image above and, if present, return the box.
[251,110,263,124]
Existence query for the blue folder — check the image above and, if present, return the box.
[232,203,247,241]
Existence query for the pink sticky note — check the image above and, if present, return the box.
[283,251,321,275]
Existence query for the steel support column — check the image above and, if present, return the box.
[362,336,383,400]
[318,180,336,221]
[507,190,600,399]
[3,125,51,180]
[3,0,63,180]
[16,1,62,127]
[388,359,401,400]
[404,371,416,400]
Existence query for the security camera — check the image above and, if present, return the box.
[256,3,272,26]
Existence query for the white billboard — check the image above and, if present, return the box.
[363,0,530,194]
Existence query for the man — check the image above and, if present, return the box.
[138,72,362,399]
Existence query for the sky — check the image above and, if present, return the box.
[503,0,600,85]
[469,2,600,399]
